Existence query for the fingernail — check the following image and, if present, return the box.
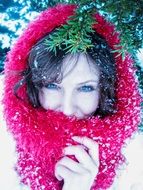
[72,136,82,142]
[72,136,79,140]
[62,148,65,154]
[62,147,68,154]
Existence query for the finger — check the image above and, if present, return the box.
[64,145,93,167]
[56,156,85,173]
[72,136,99,166]
[55,164,70,181]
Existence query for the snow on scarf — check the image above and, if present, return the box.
[3,4,141,190]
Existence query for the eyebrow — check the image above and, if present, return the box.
[77,80,98,85]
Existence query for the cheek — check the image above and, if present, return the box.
[39,90,61,110]
[76,92,99,114]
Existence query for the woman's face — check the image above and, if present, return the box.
[39,53,100,119]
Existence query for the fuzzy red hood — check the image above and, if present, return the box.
[3,4,141,190]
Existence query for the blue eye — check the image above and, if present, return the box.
[45,83,59,90]
[78,85,95,92]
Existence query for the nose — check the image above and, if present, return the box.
[61,92,76,117]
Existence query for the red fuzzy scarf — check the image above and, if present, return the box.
[3,4,141,190]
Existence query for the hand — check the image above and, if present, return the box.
[55,136,99,190]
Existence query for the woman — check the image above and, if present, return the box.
[1,3,143,190]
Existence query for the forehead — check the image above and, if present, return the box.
[61,53,99,84]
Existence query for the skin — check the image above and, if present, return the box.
[39,53,100,190]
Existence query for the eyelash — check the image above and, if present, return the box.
[45,83,60,90]
[78,85,95,92]
[45,83,95,92]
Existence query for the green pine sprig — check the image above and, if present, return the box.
[45,1,97,55]
[30,0,143,60]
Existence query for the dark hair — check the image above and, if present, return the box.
[14,30,117,117]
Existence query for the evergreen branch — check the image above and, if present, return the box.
[45,1,96,54]
[30,0,143,59]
